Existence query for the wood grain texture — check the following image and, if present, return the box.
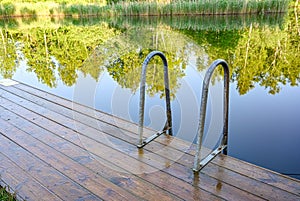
[0,83,299,201]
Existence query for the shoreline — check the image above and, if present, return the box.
[0,11,290,19]
[0,1,292,18]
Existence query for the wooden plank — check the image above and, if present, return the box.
[174,153,300,200]
[0,101,222,201]
[0,134,101,201]
[201,163,299,201]
[12,83,198,157]
[5,84,299,180]
[0,152,62,201]
[2,83,299,199]
[13,83,156,137]
[0,108,191,201]
[0,117,143,201]
[1,85,209,164]
[0,87,266,201]
[213,155,300,196]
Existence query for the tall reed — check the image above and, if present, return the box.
[0,0,291,18]
[105,14,286,31]
[98,0,290,17]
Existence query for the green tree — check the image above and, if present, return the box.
[232,7,300,95]
[87,27,206,98]
[0,29,17,79]
[105,48,185,98]
[0,24,119,87]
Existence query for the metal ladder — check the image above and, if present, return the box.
[137,51,229,173]
[137,51,172,148]
[193,59,229,172]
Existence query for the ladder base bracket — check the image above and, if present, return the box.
[193,145,227,172]
[137,131,165,148]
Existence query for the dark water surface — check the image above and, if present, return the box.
[1,13,299,179]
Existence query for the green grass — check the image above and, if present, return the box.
[0,186,16,201]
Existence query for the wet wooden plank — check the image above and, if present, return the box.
[0,152,62,201]
[0,134,101,201]
[213,155,300,197]
[13,83,156,137]
[0,85,207,164]
[0,118,142,201]
[0,87,264,200]
[5,85,300,196]
[12,83,198,159]
[0,88,223,200]
[0,82,299,201]
[0,108,191,201]
[0,92,225,201]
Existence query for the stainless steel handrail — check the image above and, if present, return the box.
[193,59,229,172]
[137,51,172,148]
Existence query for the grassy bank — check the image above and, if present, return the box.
[0,0,291,18]
[0,186,16,201]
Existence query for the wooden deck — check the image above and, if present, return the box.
[0,80,299,201]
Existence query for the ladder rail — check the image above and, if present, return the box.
[193,59,229,172]
[137,51,172,148]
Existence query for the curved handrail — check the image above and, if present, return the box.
[137,51,172,148]
[193,59,230,172]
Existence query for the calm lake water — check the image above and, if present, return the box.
[1,13,299,179]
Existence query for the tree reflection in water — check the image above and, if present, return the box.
[0,10,299,96]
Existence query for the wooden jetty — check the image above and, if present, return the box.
[0,81,299,201]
